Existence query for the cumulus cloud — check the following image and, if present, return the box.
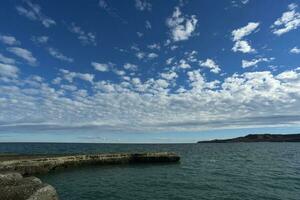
[166,7,198,42]
[69,23,97,46]
[16,0,56,28]
[232,40,255,53]
[147,43,160,50]
[290,46,300,54]
[145,20,152,29]
[0,63,19,78]
[242,57,274,68]
[232,22,259,41]
[31,36,49,44]
[135,0,152,11]
[231,22,259,53]
[0,35,20,45]
[199,58,221,74]
[0,53,16,64]
[161,71,178,80]
[276,70,298,80]
[148,52,158,59]
[1,67,300,134]
[124,63,138,71]
[178,59,191,69]
[7,47,37,66]
[92,62,113,72]
[59,69,94,83]
[271,3,300,35]
[48,48,74,63]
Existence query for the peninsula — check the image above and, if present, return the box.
[197,133,300,143]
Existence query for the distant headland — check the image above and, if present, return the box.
[197,133,300,143]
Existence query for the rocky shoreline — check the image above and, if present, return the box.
[0,152,180,200]
[0,172,58,200]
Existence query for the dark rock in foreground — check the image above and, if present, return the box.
[197,133,300,143]
[0,152,180,175]
[0,172,58,200]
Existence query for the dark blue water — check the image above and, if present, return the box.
[1,143,300,200]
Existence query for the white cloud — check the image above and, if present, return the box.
[61,84,77,91]
[242,57,274,68]
[0,63,19,78]
[271,4,300,35]
[32,36,49,44]
[124,63,138,71]
[161,71,178,80]
[69,23,97,46]
[145,20,152,29]
[166,7,198,42]
[148,52,158,59]
[231,22,259,53]
[178,59,191,69]
[7,47,37,65]
[241,0,250,4]
[0,35,20,45]
[0,53,16,64]
[59,69,94,83]
[276,70,298,80]
[48,48,74,63]
[16,1,56,28]
[155,79,169,88]
[166,57,174,65]
[2,68,300,134]
[137,32,143,37]
[147,43,160,50]
[98,0,127,24]
[92,62,113,72]
[135,0,152,11]
[113,69,126,76]
[136,52,145,59]
[290,46,300,54]
[232,40,255,53]
[232,22,259,41]
[199,58,221,74]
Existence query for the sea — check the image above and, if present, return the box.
[0,142,300,200]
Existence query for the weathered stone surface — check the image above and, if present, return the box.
[0,152,180,175]
[27,185,58,200]
[0,172,58,200]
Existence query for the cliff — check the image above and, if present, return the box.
[197,133,300,143]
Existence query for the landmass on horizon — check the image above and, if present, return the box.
[197,133,300,143]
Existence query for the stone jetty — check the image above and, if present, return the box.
[0,152,180,200]
[0,152,180,175]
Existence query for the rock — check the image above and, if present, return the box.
[27,185,58,200]
[0,172,59,200]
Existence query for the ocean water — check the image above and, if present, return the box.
[0,143,300,200]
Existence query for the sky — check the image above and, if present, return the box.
[0,0,300,143]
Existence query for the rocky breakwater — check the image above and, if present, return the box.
[0,152,180,175]
[0,172,58,200]
[0,152,179,199]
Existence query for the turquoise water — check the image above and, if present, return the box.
[1,143,300,200]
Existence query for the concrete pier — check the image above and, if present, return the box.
[0,152,180,175]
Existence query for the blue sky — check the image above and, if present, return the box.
[0,0,300,143]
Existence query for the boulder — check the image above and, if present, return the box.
[0,172,59,200]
